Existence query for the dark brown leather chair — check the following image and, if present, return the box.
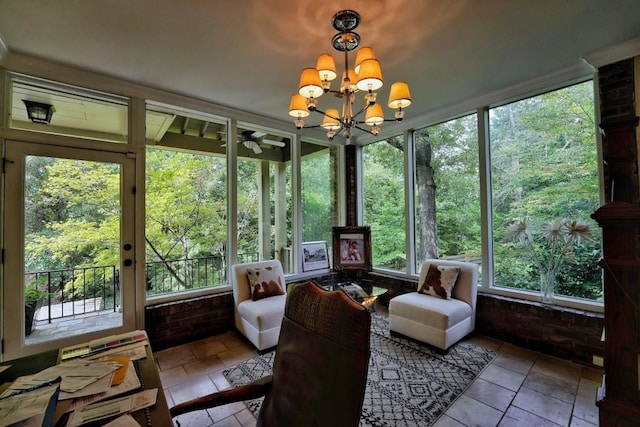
[170,281,371,427]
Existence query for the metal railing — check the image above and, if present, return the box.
[145,253,258,296]
[26,265,119,324]
[26,253,260,323]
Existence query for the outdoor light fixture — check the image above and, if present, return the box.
[23,100,55,124]
[288,9,412,142]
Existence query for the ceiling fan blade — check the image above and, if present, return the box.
[243,139,262,154]
[261,138,286,147]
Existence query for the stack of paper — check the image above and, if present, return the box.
[1,330,157,426]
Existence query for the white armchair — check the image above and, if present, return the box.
[389,259,478,350]
[232,260,287,352]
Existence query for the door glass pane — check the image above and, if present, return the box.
[24,156,123,345]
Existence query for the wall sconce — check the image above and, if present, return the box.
[22,100,55,124]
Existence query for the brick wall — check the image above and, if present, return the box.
[143,271,604,364]
[476,294,604,365]
[145,292,234,351]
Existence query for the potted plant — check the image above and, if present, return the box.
[24,283,49,335]
[505,218,592,303]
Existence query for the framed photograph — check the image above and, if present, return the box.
[302,241,330,272]
[332,226,372,270]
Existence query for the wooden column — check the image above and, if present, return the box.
[593,56,640,426]
[592,202,640,426]
[345,144,358,226]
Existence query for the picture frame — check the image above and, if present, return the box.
[302,241,330,272]
[332,226,372,270]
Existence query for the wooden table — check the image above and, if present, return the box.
[0,345,172,426]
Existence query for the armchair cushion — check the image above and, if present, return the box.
[390,292,472,330]
[247,266,285,301]
[237,294,286,332]
[418,264,460,299]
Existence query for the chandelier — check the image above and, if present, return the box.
[288,10,412,142]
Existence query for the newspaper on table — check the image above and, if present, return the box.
[67,361,141,412]
[0,360,121,396]
[0,377,61,427]
[65,388,157,427]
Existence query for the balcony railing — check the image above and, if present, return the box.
[145,253,258,296]
[26,253,260,324]
[26,265,119,324]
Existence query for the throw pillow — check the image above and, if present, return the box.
[246,267,285,301]
[418,264,460,299]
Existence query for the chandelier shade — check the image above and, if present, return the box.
[388,82,412,109]
[316,54,338,82]
[288,94,310,118]
[340,69,358,92]
[298,68,324,99]
[354,47,376,74]
[288,9,412,142]
[355,58,383,92]
[364,103,384,126]
[321,108,341,130]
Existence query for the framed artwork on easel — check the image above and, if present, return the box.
[332,226,372,270]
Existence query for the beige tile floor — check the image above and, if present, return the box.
[156,318,603,427]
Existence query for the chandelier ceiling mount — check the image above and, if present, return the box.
[288,10,412,143]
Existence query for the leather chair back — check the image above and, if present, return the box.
[257,281,371,427]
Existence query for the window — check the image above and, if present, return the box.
[236,126,292,273]
[362,135,406,271]
[413,115,480,273]
[145,103,228,296]
[301,142,338,246]
[489,81,602,302]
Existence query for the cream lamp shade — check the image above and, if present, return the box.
[340,69,358,92]
[298,68,324,98]
[289,94,310,117]
[316,54,337,81]
[354,47,376,74]
[321,109,341,130]
[364,103,385,126]
[356,58,383,91]
[388,82,412,109]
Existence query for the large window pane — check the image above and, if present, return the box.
[301,142,338,245]
[489,81,602,302]
[236,127,292,273]
[145,103,228,296]
[363,136,406,271]
[414,115,480,274]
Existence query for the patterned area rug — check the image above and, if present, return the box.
[223,313,496,426]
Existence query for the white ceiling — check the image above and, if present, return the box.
[1,0,640,139]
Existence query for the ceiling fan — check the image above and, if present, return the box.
[220,130,287,154]
[238,130,286,154]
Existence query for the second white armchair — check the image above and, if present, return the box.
[231,260,287,352]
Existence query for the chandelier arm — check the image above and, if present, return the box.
[311,107,341,122]
[354,124,375,134]
[351,104,369,121]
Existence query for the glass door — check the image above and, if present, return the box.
[3,141,136,360]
